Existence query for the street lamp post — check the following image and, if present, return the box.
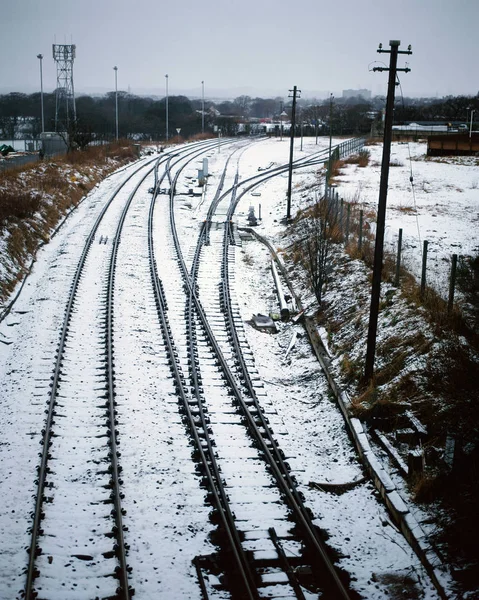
[201,80,205,134]
[300,108,303,151]
[280,110,287,141]
[470,109,475,139]
[165,74,169,141]
[113,66,118,140]
[37,54,44,134]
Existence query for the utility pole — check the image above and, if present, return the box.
[165,74,169,141]
[201,80,205,134]
[326,93,334,196]
[286,85,300,220]
[365,40,412,382]
[37,54,44,134]
[279,100,283,140]
[113,66,118,140]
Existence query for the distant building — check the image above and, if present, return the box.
[342,89,371,100]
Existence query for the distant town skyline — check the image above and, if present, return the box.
[1,0,478,100]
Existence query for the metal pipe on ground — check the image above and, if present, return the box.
[271,259,290,320]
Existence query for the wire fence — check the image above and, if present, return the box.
[336,136,367,159]
[322,184,477,326]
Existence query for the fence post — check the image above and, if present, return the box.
[395,228,403,286]
[420,240,428,299]
[339,198,344,237]
[448,253,458,313]
[358,210,364,252]
[345,204,351,245]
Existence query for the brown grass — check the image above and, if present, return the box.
[342,149,370,168]
[0,140,139,303]
[0,189,41,226]
[340,353,363,383]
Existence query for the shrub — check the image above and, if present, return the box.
[0,189,41,227]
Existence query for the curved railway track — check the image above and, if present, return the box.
[8,135,375,599]
[22,138,225,599]
[148,142,360,598]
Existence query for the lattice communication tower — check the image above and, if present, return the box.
[52,44,76,130]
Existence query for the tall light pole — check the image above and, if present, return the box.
[201,80,205,134]
[37,54,45,134]
[113,66,118,140]
[280,110,287,141]
[470,109,475,139]
[165,74,169,141]
[279,100,283,140]
[300,107,304,151]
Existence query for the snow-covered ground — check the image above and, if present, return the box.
[333,140,479,296]
[0,136,462,598]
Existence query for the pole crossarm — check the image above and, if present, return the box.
[373,67,411,73]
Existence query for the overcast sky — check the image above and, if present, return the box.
[2,0,478,100]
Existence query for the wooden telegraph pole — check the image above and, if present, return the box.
[364,40,412,382]
[286,85,300,220]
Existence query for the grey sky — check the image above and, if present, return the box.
[1,0,478,99]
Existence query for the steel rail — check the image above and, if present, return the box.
[221,198,353,599]
[173,147,355,599]
[187,155,259,598]
[148,144,259,599]
[152,137,363,597]
[23,139,220,598]
[104,160,165,597]
[220,159,355,599]
[23,154,161,599]
[206,136,367,222]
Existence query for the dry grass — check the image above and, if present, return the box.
[340,353,363,384]
[0,140,139,303]
[364,137,381,146]
[396,206,417,214]
[0,189,41,226]
[342,149,370,168]
[186,133,215,142]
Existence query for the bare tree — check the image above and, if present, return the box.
[302,191,340,305]
[233,95,252,117]
[57,118,93,151]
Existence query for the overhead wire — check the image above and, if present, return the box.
[396,74,423,252]
[369,60,423,255]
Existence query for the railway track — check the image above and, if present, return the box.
[150,144,359,598]
[2,136,376,599]
[21,138,225,599]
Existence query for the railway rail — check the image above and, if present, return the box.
[5,135,380,599]
[149,142,362,598]
[22,138,225,599]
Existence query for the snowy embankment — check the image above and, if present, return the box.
[0,143,138,305]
